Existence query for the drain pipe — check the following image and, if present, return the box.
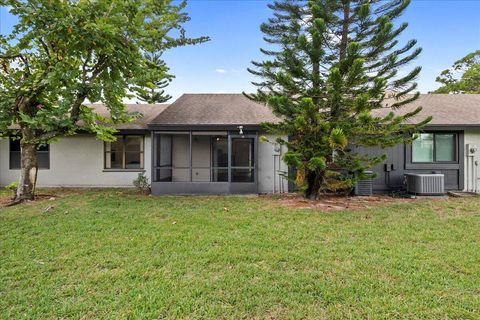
[272,153,276,194]
[475,160,479,193]
[467,156,470,192]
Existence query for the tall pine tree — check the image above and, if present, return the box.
[248,0,431,199]
[136,51,173,103]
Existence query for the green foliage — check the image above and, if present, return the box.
[133,172,150,194]
[0,0,209,143]
[1,190,480,318]
[5,182,17,198]
[434,50,480,94]
[247,0,430,198]
[135,52,173,103]
[0,0,208,199]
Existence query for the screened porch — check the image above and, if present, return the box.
[151,131,258,194]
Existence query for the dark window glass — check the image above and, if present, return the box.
[105,136,144,170]
[231,138,255,183]
[155,168,173,182]
[9,139,49,170]
[212,168,228,182]
[232,138,254,167]
[232,168,254,182]
[212,137,228,167]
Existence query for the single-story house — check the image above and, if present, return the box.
[0,94,289,195]
[0,93,479,195]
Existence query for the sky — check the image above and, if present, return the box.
[1,0,479,102]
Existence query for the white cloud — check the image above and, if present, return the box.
[215,68,246,74]
[215,68,228,74]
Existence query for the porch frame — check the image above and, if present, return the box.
[150,129,259,195]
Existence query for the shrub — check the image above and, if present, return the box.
[133,173,150,194]
[5,182,18,199]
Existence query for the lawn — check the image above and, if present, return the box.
[1,190,479,319]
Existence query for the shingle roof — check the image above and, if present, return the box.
[149,94,280,126]
[89,104,169,129]
[375,94,480,126]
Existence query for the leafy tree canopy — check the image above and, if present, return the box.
[0,0,208,143]
[0,0,208,201]
[434,50,480,94]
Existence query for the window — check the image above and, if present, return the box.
[412,133,457,163]
[9,139,50,170]
[105,135,144,170]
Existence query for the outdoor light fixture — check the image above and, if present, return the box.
[238,125,244,135]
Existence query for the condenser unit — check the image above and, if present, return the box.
[355,171,373,196]
[404,173,445,195]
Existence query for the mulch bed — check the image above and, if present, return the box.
[267,193,437,211]
[0,194,57,208]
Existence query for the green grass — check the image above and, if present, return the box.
[1,190,479,319]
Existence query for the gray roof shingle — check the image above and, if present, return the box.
[89,104,169,129]
[375,94,480,126]
[149,94,280,126]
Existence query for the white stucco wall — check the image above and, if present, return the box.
[463,129,480,192]
[0,133,288,193]
[258,134,289,194]
[0,135,151,187]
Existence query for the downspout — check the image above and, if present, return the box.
[273,152,276,194]
[475,159,479,193]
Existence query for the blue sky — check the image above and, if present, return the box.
[1,1,479,101]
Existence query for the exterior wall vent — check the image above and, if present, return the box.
[355,171,373,196]
[404,173,445,195]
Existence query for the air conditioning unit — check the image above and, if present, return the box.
[404,173,445,195]
[355,171,373,196]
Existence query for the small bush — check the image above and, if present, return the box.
[5,182,18,199]
[133,173,150,194]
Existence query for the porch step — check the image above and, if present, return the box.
[447,191,479,198]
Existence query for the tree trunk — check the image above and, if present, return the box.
[305,170,323,200]
[15,140,38,202]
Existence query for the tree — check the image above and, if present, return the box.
[136,51,173,103]
[0,0,208,202]
[247,0,430,199]
[434,50,480,94]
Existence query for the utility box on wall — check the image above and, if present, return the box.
[467,144,478,157]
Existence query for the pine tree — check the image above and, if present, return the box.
[136,52,173,103]
[247,0,431,199]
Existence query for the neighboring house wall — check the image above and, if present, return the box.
[463,129,480,192]
[0,135,151,187]
[258,134,289,194]
[360,129,465,192]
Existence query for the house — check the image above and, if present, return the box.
[0,94,289,195]
[369,94,480,193]
[0,93,479,195]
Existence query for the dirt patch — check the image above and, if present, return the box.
[265,193,436,212]
[0,194,58,208]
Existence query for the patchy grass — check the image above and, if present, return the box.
[1,190,479,319]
